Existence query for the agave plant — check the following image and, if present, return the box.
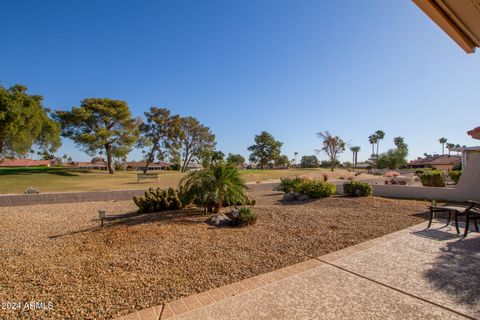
[180,163,247,213]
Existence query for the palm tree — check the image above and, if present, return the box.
[294,152,298,166]
[375,130,385,157]
[350,146,361,169]
[446,143,455,155]
[180,163,247,213]
[368,134,378,164]
[439,137,447,155]
[393,137,405,148]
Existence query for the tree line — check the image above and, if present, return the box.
[1,84,219,174]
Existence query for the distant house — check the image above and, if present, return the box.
[74,161,108,170]
[0,158,52,167]
[126,161,170,171]
[407,155,461,171]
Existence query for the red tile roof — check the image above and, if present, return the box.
[408,155,461,166]
[0,159,51,167]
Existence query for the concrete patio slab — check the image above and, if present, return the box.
[117,221,480,320]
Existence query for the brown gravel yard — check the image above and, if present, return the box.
[0,191,430,319]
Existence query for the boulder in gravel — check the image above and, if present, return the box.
[206,214,232,227]
[283,192,297,202]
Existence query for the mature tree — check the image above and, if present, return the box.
[177,116,216,172]
[275,155,290,167]
[248,131,283,169]
[226,153,245,167]
[0,84,61,157]
[350,146,361,169]
[300,155,319,168]
[62,154,68,162]
[439,137,447,155]
[37,150,55,160]
[54,98,140,174]
[316,131,345,172]
[377,138,409,169]
[199,149,225,168]
[293,151,298,166]
[138,107,182,173]
[374,130,385,157]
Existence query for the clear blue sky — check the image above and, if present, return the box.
[1,0,478,163]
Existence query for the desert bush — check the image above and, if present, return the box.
[133,187,182,213]
[415,169,425,175]
[278,176,306,193]
[231,207,257,226]
[343,181,372,197]
[448,170,462,184]
[419,170,446,187]
[24,186,40,194]
[295,180,336,199]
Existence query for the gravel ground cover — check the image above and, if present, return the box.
[0,191,429,319]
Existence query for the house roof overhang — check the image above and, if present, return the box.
[467,126,480,139]
[412,0,480,53]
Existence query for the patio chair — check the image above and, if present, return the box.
[428,200,480,237]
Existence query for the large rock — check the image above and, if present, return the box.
[283,192,297,202]
[206,214,232,227]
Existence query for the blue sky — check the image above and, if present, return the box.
[1,0,479,163]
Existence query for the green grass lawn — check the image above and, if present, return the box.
[0,167,358,194]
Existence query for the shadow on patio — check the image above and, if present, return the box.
[424,236,480,308]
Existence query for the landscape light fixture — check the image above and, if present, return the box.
[98,208,106,227]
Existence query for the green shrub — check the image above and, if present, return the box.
[419,170,446,187]
[415,169,425,175]
[448,170,462,184]
[133,187,182,213]
[278,176,306,193]
[232,207,257,226]
[223,194,256,206]
[343,181,372,197]
[295,180,336,198]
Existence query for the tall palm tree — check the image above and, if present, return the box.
[446,143,455,156]
[350,146,361,169]
[375,130,385,157]
[368,134,377,159]
[393,137,405,149]
[439,137,447,155]
[294,152,298,166]
[180,163,247,213]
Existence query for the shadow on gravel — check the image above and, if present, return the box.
[49,209,207,239]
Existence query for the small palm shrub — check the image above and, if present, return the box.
[24,186,40,194]
[343,181,372,197]
[419,170,446,187]
[231,207,257,226]
[448,170,462,184]
[295,180,336,199]
[179,163,247,213]
[133,187,182,213]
